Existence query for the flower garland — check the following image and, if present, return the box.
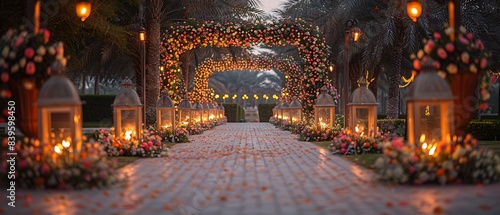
[160,18,332,120]
[0,28,67,122]
[0,138,118,189]
[95,129,168,157]
[410,25,492,110]
[375,135,500,185]
[190,53,303,103]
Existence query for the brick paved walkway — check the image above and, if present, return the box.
[3,123,500,215]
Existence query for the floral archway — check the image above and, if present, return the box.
[161,18,331,119]
[189,54,302,103]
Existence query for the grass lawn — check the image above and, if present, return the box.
[83,121,112,128]
[113,156,139,169]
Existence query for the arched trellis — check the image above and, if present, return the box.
[161,18,331,120]
[189,54,302,103]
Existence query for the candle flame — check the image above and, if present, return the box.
[355,125,359,133]
[62,140,70,148]
[429,146,436,156]
[420,134,426,143]
[54,145,61,154]
[422,142,427,150]
[125,130,132,141]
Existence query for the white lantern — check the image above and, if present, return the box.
[112,77,142,139]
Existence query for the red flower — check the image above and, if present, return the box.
[479,103,489,110]
[1,73,8,83]
[25,62,35,75]
[445,43,454,52]
[24,47,35,59]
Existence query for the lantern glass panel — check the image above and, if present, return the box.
[193,110,202,123]
[50,112,72,144]
[355,108,369,134]
[289,109,301,123]
[179,110,190,126]
[316,107,333,127]
[160,110,173,129]
[417,104,442,142]
[121,110,138,137]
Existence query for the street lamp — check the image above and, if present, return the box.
[253,94,259,107]
[406,0,460,40]
[407,0,423,22]
[76,0,92,21]
[263,94,269,103]
[137,25,146,128]
[343,19,362,128]
[273,94,279,104]
[242,94,249,108]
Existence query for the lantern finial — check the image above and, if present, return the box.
[121,77,133,89]
[357,76,368,88]
[320,86,328,94]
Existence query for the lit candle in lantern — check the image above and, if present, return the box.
[125,130,132,140]
[429,145,437,156]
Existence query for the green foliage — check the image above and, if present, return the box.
[80,95,115,124]
[465,121,500,141]
[222,103,245,122]
[258,104,275,122]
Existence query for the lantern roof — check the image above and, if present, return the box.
[178,95,192,109]
[213,102,219,108]
[289,98,302,108]
[112,77,142,106]
[282,102,290,108]
[202,102,209,109]
[38,75,81,106]
[348,85,377,105]
[193,101,204,110]
[315,86,335,107]
[219,105,225,110]
[407,58,454,101]
[157,94,174,108]
[207,102,214,109]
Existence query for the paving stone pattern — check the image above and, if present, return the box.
[2,123,500,215]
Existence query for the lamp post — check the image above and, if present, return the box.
[343,19,361,128]
[407,0,460,40]
[242,94,249,108]
[273,94,279,104]
[29,0,91,33]
[137,25,146,128]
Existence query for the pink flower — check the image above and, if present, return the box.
[458,34,470,46]
[341,143,346,148]
[466,32,474,40]
[15,37,24,47]
[148,141,153,147]
[480,58,487,69]
[99,128,104,134]
[41,164,50,174]
[40,29,50,44]
[437,48,447,59]
[24,47,35,59]
[25,62,35,75]
[20,160,27,168]
[461,52,470,64]
[391,137,404,150]
[433,32,441,39]
[85,173,92,182]
[175,132,179,136]
[479,103,489,110]
[156,141,161,147]
[119,149,124,155]
[1,73,8,83]
[491,75,499,84]
[475,40,484,50]
[445,43,454,52]
[341,148,346,154]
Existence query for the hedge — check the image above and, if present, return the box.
[258,104,276,122]
[375,118,500,141]
[222,104,245,122]
[80,95,115,125]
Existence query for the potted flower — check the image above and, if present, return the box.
[410,25,491,135]
[0,27,67,138]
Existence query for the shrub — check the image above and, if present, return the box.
[258,104,276,122]
[465,121,500,140]
[222,104,245,122]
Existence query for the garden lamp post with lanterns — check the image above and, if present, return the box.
[343,19,362,129]
[137,25,147,129]
[112,77,143,140]
[347,78,378,137]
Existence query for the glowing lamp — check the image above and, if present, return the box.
[406,58,455,145]
[314,86,336,128]
[288,98,302,124]
[157,94,175,132]
[347,78,378,137]
[38,64,82,158]
[407,0,422,22]
[112,77,142,139]
[76,0,91,22]
[178,95,192,126]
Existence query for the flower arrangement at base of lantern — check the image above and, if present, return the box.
[290,121,309,135]
[298,124,341,142]
[374,134,500,185]
[157,127,190,143]
[330,129,387,155]
[96,128,168,158]
[0,138,119,189]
